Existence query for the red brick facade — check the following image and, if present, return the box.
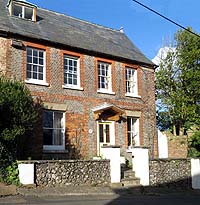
[0,36,157,160]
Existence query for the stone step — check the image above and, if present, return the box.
[121,178,140,187]
[123,170,136,178]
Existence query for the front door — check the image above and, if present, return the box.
[97,121,115,155]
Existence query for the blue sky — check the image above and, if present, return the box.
[29,0,200,60]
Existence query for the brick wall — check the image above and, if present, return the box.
[0,36,157,159]
[167,133,188,159]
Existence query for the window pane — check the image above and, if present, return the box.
[33,72,37,79]
[27,64,31,71]
[39,51,43,58]
[128,132,132,146]
[43,129,53,145]
[43,111,53,128]
[74,61,77,68]
[33,50,37,57]
[24,7,33,20]
[69,60,72,66]
[38,66,43,73]
[33,65,37,72]
[38,73,43,80]
[27,71,31,78]
[33,57,38,64]
[13,4,22,17]
[53,130,63,145]
[127,117,131,132]
[39,58,43,65]
[27,49,32,56]
[54,112,63,128]
[99,124,104,143]
[105,124,110,143]
[73,78,77,85]
[27,56,32,63]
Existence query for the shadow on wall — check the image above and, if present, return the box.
[65,124,85,159]
[106,177,200,205]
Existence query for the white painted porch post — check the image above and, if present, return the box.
[18,163,35,185]
[191,158,200,189]
[101,146,121,183]
[132,147,149,186]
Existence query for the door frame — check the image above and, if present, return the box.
[97,121,115,156]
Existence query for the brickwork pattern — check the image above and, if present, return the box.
[0,36,157,159]
[167,134,188,159]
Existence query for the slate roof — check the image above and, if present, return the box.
[0,0,154,66]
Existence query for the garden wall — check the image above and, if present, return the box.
[19,160,110,187]
[149,159,191,189]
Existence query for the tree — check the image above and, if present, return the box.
[156,28,200,136]
[0,77,38,161]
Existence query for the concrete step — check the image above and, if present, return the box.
[123,170,136,178]
[121,178,140,187]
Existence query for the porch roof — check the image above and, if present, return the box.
[92,103,125,121]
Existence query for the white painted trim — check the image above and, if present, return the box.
[97,90,115,95]
[25,79,49,86]
[101,146,121,183]
[191,158,200,189]
[62,85,83,91]
[125,93,141,99]
[18,163,34,185]
[97,121,115,156]
[131,147,149,186]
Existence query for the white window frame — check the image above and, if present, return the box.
[11,2,35,21]
[127,117,140,147]
[63,54,81,89]
[125,67,139,97]
[43,110,65,151]
[25,47,48,86]
[97,61,114,94]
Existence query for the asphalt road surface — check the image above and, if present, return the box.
[1,193,200,205]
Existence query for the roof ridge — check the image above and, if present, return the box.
[38,7,122,34]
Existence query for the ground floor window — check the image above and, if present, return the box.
[43,110,65,150]
[127,116,140,147]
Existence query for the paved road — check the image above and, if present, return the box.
[1,193,200,205]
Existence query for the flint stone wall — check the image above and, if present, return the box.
[19,160,110,187]
[149,159,191,188]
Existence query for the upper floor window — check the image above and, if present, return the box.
[8,0,37,21]
[43,110,65,151]
[26,47,46,84]
[98,61,112,93]
[125,67,138,96]
[63,55,80,89]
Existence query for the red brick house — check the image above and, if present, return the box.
[0,0,157,160]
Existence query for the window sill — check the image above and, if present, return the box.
[125,93,141,99]
[97,90,115,95]
[43,150,68,154]
[62,85,83,91]
[25,80,49,87]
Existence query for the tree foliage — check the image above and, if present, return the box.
[156,28,200,136]
[0,77,38,161]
